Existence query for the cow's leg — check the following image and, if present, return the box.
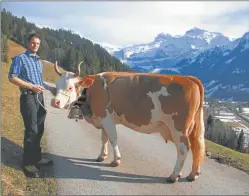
[96,129,109,162]
[102,111,121,167]
[159,124,186,182]
[167,138,189,183]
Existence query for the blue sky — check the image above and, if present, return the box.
[2,1,249,47]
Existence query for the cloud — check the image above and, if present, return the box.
[2,1,249,46]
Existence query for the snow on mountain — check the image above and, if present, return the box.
[109,27,232,72]
[96,42,122,54]
[240,32,249,52]
[166,32,249,101]
[100,27,248,101]
[184,27,230,46]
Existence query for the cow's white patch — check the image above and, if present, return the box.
[147,87,170,121]
[102,109,121,160]
[173,142,188,177]
[98,72,108,90]
[99,130,109,158]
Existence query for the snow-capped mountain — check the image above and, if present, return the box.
[108,27,232,71]
[102,28,248,101]
[159,32,249,101]
[96,42,122,54]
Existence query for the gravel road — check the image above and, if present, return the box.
[43,89,249,195]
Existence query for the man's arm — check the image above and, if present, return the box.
[8,56,44,93]
[9,76,34,89]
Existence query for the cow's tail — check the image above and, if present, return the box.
[189,76,205,164]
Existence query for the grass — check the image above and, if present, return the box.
[205,140,249,174]
[1,40,63,195]
[224,121,243,127]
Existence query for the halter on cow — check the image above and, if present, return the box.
[49,61,206,183]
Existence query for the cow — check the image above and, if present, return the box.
[49,61,205,183]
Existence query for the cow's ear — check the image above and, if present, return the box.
[79,75,95,88]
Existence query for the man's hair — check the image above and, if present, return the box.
[27,32,41,42]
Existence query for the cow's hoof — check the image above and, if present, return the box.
[110,160,121,167]
[96,156,107,162]
[166,175,179,183]
[186,172,200,182]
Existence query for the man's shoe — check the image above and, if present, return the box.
[23,165,40,178]
[36,158,53,166]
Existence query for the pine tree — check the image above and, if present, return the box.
[1,33,9,63]
[228,130,239,150]
[207,114,214,128]
[237,130,246,152]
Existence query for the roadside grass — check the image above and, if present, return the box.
[1,40,63,195]
[205,140,249,174]
[224,121,243,127]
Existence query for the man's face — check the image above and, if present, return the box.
[28,37,40,53]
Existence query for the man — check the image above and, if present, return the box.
[8,32,53,178]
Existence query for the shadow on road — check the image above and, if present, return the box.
[2,136,189,184]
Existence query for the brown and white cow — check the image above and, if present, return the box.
[50,61,205,183]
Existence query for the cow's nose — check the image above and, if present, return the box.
[51,98,60,108]
[55,99,60,106]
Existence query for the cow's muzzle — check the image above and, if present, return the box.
[51,98,61,108]
[51,92,71,109]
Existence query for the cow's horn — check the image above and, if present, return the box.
[75,61,83,77]
[54,61,62,76]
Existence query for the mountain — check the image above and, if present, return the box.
[160,32,249,101]
[109,27,232,72]
[103,28,248,101]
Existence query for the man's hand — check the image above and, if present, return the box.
[29,84,45,93]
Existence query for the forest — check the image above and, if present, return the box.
[1,9,132,76]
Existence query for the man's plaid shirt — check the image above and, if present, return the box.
[8,50,44,90]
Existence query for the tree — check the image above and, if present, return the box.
[223,132,228,147]
[238,105,243,113]
[227,129,238,150]
[1,33,9,63]
[217,132,222,145]
[236,130,246,152]
[207,114,214,128]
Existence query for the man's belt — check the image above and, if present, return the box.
[21,89,41,95]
